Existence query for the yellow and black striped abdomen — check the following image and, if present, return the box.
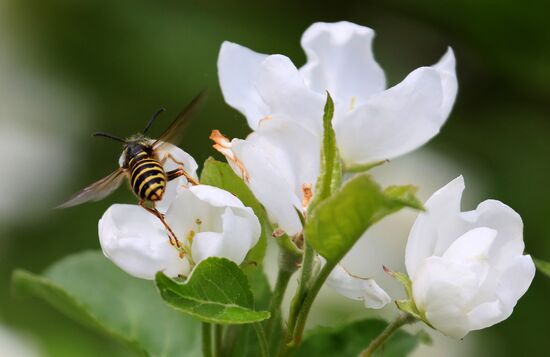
[129,157,166,202]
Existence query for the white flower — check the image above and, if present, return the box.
[405,176,535,339]
[98,185,261,279]
[214,21,456,309]
[215,21,457,236]
[319,149,471,311]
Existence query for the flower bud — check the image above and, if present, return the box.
[405,176,535,338]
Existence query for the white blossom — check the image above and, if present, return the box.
[405,176,535,338]
[215,21,457,236]
[98,184,261,280]
[214,21,457,309]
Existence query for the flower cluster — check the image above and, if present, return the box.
[96,21,535,345]
[211,20,534,338]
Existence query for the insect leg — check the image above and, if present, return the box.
[166,169,184,181]
[139,200,182,249]
[160,152,200,185]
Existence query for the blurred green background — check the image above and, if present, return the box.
[0,0,548,356]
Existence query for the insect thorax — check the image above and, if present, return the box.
[122,136,154,168]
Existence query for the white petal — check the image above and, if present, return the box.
[167,186,261,266]
[155,142,199,212]
[405,176,465,278]
[459,200,524,268]
[326,263,391,309]
[300,21,386,104]
[192,207,261,265]
[256,55,325,136]
[165,187,225,242]
[219,206,261,263]
[231,138,302,235]
[98,204,189,279]
[413,256,485,338]
[230,118,321,235]
[442,227,497,262]
[191,231,224,265]
[188,184,245,209]
[494,254,535,315]
[217,41,270,129]
[467,300,505,331]
[425,303,470,339]
[335,48,457,165]
[156,142,199,176]
[465,255,534,332]
[432,48,458,118]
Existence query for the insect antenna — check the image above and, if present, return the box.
[142,108,166,134]
[92,132,126,143]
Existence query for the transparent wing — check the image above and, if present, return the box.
[57,168,127,208]
[152,91,206,151]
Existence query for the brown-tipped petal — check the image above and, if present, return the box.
[210,130,250,182]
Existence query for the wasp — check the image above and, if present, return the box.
[58,92,204,247]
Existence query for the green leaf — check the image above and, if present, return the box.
[395,300,424,323]
[305,174,424,263]
[200,157,269,267]
[224,269,273,357]
[384,267,414,299]
[384,267,430,326]
[308,92,341,213]
[12,251,201,357]
[155,257,270,324]
[293,318,421,357]
[344,160,388,173]
[534,257,550,278]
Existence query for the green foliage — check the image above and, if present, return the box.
[308,92,341,214]
[384,267,426,324]
[223,268,273,357]
[12,251,201,357]
[344,160,388,173]
[534,257,550,278]
[305,174,424,263]
[200,157,269,267]
[293,318,421,357]
[155,257,270,324]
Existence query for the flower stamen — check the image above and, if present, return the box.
[259,115,272,125]
[301,183,313,208]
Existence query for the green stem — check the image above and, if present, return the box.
[268,249,300,357]
[274,231,303,259]
[202,323,213,357]
[286,242,315,335]
[298,243,315,296]
[220,325,239,356]
[267,267,293,333]
[253,322,270,357]
[358,314,417,357]
[213,324,223,357]
[287,259,335,348]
